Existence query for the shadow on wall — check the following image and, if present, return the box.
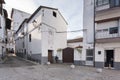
[15,38,54,63]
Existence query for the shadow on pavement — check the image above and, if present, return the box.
[0,54,36,68]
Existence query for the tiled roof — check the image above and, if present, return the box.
[67,38,83,43]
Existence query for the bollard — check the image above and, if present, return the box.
[70,64,75,69]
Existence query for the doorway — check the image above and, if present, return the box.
[48,50,53,63]
[105,50,114,68]
[63,47,74,63]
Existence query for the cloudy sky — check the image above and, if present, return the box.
[4,0,83,39]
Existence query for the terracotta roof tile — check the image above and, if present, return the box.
[67,38,83,43]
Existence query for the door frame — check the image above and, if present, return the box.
[48,50,53,63]
[62,47,74,63]
[104,49,114,68]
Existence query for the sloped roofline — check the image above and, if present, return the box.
[67,37,83,43]
[15,19,28,34]
[27,6,68,25]
[11,8,31,18]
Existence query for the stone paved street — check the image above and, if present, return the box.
[0,56,120,80]
[0,55,36,68]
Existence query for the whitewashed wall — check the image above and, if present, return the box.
[67,42,83,48]
[96,20,119,39]
[74,48,82,61]
[96,43,120,62]
[96,7,120,21]
[42,8,67,57]
[11,9,31,31]
[27,12,43,56]
[12,9,31,55]
[0,13,6,55]
[83,0,94,64]
[15,7,67,63]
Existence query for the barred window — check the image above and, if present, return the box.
[96,0,109,6]
[109,27,118,34]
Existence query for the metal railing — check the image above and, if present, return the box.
[96,31,120,39]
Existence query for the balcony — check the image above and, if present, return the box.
[95,0,120,11]
[95,27,120,43]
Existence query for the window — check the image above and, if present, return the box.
[110,0,120,7]
[96,30,102,32]
[86,50,93,56]
[86,49,93,61]
[103,29,108,32]
[96,0,109,6]
[29,34,31,42]
[97,0,103,6]
[53,11,57,17]
[98,51,101,55]
[23,42,24,48]
[103,0,109,4]
[109,27,118,34]
[86,57,93,61]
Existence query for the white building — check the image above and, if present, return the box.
[15,6,67,64]
[84,0,120,69]
[83,0,95,66]
[11,8,31,31]
[67,38,83,65]
[6,29,15,53]
[0,0,11,59]
[11,9,31,54]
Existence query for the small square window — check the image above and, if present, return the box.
[98,51,101,55]
[109,27,118,34]
[53,11,57,17]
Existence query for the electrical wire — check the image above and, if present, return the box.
[56,29,84,33]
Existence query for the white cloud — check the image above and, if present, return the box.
[4,0,37,17]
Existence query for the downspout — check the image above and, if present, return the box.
[93,0,96,67]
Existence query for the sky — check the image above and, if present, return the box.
[4,0,83,39]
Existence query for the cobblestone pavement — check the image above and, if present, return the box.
[0,55,36,68]
[0,56,120,80]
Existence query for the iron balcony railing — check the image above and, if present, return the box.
[96,30,120,39]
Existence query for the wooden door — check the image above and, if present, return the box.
[48,50,53,63]
[63,47,74,63]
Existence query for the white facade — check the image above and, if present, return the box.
[15,6,67,64]
[6,30,14,53]
[0,14,6,57]
[11,8,31,31]
[67,38,83,65]
[0,1,8,58]
[84,0,120,69]
[11,9,31,54]
[95,0,120,69]
[83,0,95,66]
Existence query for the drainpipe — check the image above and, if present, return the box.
[93,0,96,67]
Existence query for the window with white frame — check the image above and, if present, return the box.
[109,27,118,34]
[96,0,109,6]
[86,49,94,61]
